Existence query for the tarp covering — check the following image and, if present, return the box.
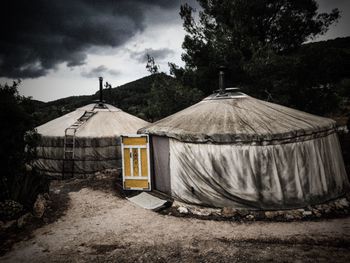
[169,134,349,209]
[140,95,336,144]
[34,103,149,178]
[37,104,148,138]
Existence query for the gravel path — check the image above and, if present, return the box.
[1,175,350,262]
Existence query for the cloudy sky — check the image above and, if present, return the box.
[0,0,349,102]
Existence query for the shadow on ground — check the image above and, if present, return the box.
[0,172,121,256]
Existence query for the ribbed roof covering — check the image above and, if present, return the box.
[36,103,149,137]
[139,94,336,144]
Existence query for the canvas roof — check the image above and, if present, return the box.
[139,94,336,143]
[36,103,149,138]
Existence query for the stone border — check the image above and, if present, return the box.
[166,195,350,221]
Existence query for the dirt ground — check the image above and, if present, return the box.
[1,174,350,263]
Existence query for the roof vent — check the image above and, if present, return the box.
[94,76,108,109]
[205,68,247,101]
[218,66,225,95]
[99,76,103,104]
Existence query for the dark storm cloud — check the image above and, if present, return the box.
[81,65,120,78]
[0,0,180,78]
[130,48,175,63]
[317,0,348,10]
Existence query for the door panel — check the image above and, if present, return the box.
[123,137,147,145]
[123,148,131,177]
[121,135,151,191]
[141,148,148,177]
[124,179,149,189]
[132,148,139,176]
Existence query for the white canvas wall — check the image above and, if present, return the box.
[35,137,122,178]
[169,133,349,209]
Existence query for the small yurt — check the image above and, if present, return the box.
[35,78,149,179]
[139,87,349,209]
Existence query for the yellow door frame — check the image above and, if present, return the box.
[121,134,151,191]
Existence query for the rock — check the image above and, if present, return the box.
[315,204,332,213]
[328,202,337,209]
[246,214,254,220]
[0,220,4,231]
[324,208,331,214]
[315,204,324,211]
[177,207,189,214]
[312,209,322,218]
[337,198,349,208]
[320,205,332,214]
[264,211,279,219]
[191,209,211,216]
[33,194,47,218]
[286,212,301,220]
[206,208,222,216]
[287,210,302,220]
[238,210,249,217]
[222,207,237,217]
[302,211,312,217]
[17,213,33,228]
[285,214,294,220]
[334,203,343,210]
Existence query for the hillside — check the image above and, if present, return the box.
[32,73,181,126]
[304,36,350,50]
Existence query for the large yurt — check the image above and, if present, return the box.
[35,103,149,178]
[139,89,349,210]
[35,78,149,179]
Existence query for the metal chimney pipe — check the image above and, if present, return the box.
[99,76,103,102]
[219,67,225,94]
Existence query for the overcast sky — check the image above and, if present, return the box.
[0,0,349,102]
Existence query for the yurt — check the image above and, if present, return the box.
[139,85,349,209]
[35,78,149,179]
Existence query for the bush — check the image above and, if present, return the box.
[0,80,49,213]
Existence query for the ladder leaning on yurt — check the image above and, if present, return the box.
[62,110,96,179]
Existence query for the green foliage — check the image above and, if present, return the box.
[175,0,346,115]
[146,54,159,74]
[143,55,203,121]
[146,73,203,122]
[244,37,350,114]
[0,81,48,210]
[31,95,93,126]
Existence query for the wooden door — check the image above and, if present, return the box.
[121,135,151,191]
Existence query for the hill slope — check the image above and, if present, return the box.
[32,73,179,125]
